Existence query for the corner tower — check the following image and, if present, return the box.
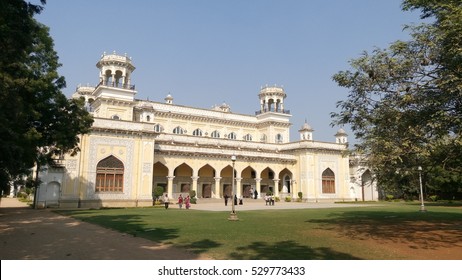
[256,85,292,143]
[91,51,137,120]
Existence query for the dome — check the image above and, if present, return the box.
[299,121,313,131]
[335,128,347,136]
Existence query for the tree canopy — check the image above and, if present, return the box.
[331,0,462,199]
[0,0,93,194]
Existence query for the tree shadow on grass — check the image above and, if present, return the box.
[58,210,180,243]
[306,210,462,251]
[229,240,360,260]
[179,238,223,255]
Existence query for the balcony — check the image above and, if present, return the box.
[255,108,291,115]
[97,80,136,90]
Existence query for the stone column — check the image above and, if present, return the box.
[255,178,262,199]
[167,176,175,199]
[191,176,199,196]
[214,177,221,198]
[235,177,242,198]
[273,179,280,197]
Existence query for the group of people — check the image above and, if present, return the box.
[163,194,191,209]
[224,194,243,206]
[264,194,275,206]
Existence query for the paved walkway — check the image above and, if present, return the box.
[0,198,202,260]
[0,197,373,260]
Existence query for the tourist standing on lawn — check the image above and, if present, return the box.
[178,194,184,209]
[163,194,169,209]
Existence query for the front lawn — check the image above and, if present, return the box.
[56,202,462,260]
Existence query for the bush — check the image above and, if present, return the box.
[385,194,394,201]
[298,192,303,200]
[153,186,164,202]
[429,195,438,202]
[285,196,292,202]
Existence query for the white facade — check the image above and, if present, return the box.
[35,52,377,208]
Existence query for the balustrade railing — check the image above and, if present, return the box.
[96,80,135,90]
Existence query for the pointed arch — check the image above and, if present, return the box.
[228,132,237,140]
[322,168,335,194]
[174,163,193,193]
[279,168,293,193]
[153,162,169,193]
[173,126,185,134]
[199,164,215,198]
[193,128,203,136]
[96,155,124,192]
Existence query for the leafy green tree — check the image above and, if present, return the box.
[331,0,462,198]
[0,0,93,195]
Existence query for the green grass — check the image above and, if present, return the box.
[56,202,462,260]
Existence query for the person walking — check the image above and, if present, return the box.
[224,194,229,206]
[185,195,191,209]
[178,194,183,209]
[163,194,169,209]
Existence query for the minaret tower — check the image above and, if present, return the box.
[335,128,348,144]
[93,51,137,102]
[258,85,287,113]
[91,51,137,120]
[256,85,291,143]
[299,120,314,140]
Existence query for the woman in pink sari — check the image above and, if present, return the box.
[185,195,191,209]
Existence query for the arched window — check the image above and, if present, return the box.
[173,126,185,134]
[228,132,236,140]
[193,128,203,136]
[111,115,120,120]
[275,133,283,143]
[154,124,163,132]
[260,134,267,143]
[322,168,335,194]
[244,134,253,141]
[211,130,220,138]
[146,115,151,122]
[96,155,124,192]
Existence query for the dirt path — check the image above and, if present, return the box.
[0,198,206,260]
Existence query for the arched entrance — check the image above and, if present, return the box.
[46,181,60,207]
[220,165,234,198]
[153,162,168,195]
[361,170,373,201]
[199,164,215,198]
[174,163,193,195]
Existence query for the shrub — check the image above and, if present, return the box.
[285,196,292,202]
[429,195,438,202]
[298,192,303,200]
[153,186,164,202]
[385,194,394,201]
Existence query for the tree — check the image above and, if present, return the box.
[0,0,93,196]
[331,0,462,198]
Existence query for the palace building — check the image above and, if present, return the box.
[34,52,377,208]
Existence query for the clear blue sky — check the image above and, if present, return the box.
[36,0,424,143]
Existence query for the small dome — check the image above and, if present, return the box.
[299,121,313,132]
[335,128,347,136]
[302,122,312,130]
